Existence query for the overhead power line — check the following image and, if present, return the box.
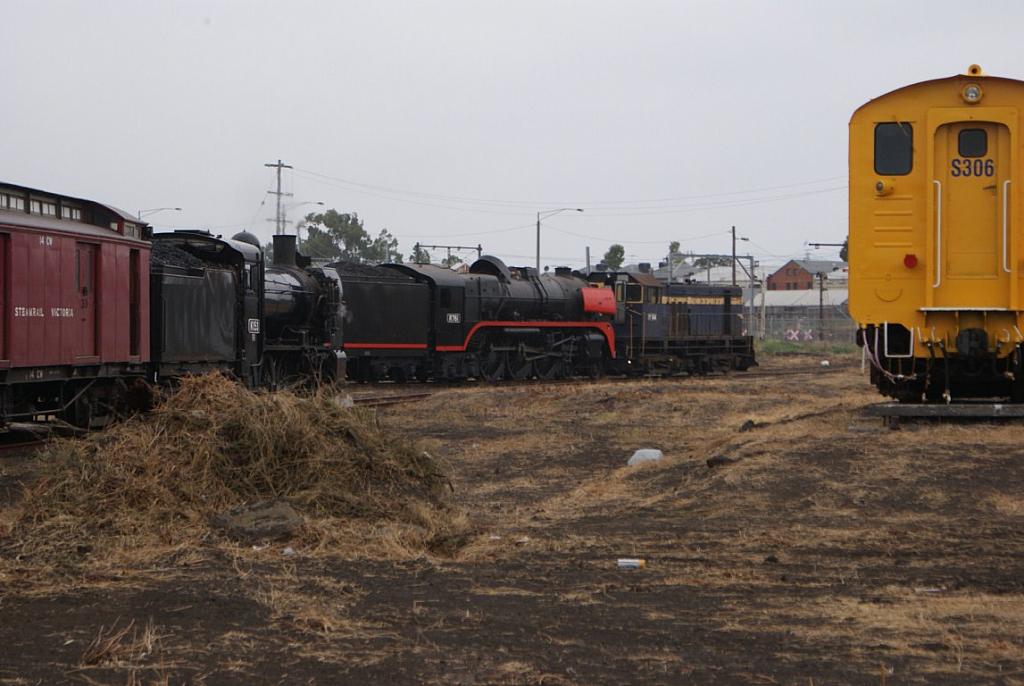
[293,166,845,215]
[544,224,728,246]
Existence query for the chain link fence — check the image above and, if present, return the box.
[754,305,857,345]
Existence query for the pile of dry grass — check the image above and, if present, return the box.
[9,373,452,556]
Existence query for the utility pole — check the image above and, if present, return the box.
[748,256,756,338]
[585,246,591,274]
[536,212,541,273]
[264,159,293,235]
[731,226,737,286]
[817,271,826,342]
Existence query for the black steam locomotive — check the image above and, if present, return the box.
[150,231,345,389]
[335,257,617,382]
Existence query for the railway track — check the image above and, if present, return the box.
[345,363,857,407]
[0,438,46,454]
[351,392,436,408]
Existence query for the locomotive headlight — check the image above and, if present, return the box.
[961,83,983,104]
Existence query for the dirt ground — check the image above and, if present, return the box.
[2,355,1024,685]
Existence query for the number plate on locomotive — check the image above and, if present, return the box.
[950,159,995,177]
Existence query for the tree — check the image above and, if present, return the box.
[693,255,732,269]
[298,210,367,260]
[301,224,343,260]
[666,240,685,273]
[363,228,403,264]
[840,237,849,262]
[409,244,431,264]
[297,210,402,263]
[603,244,625,269]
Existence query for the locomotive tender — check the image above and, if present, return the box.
[0,179,755,426]
[151,231,345,389]
[850,65,1024,401]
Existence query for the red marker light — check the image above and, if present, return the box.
[904,254,918,269]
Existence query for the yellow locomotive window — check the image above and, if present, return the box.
[874,122,913,175]
[958,129,987,157]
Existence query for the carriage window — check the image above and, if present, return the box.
[625,284,642,303]
[959,129,987,158]
[874,122,913,175]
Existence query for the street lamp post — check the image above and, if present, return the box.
[138,207,182,221]
[536,208,583,273]
[731,225,749,286]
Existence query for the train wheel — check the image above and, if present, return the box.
[265,357,280,390]
[479,349,506,382]
[505,352,533,380]
[64,393,95,430]
[585,357,605,379]
[534,356,564,380]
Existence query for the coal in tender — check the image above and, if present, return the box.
[150,240,205,269]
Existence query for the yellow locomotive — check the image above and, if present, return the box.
[850,64,1024,402]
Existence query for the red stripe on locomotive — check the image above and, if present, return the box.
[435,320,616,357]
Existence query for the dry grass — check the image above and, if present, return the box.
[80,618,165,667]
[4,355,1024,683]
[72,617,176,686]
[778,590,1024,674]
[6,373,455,562]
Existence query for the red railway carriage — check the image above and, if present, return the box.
[0,183,149,425]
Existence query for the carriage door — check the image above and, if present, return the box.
[933,121,1012,309]
[75,243,97,358]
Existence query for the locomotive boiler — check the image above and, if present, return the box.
[244,234,345,386]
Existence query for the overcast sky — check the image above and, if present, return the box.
[3,1,1023,271]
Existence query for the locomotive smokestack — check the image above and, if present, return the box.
[273,235,297,267]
